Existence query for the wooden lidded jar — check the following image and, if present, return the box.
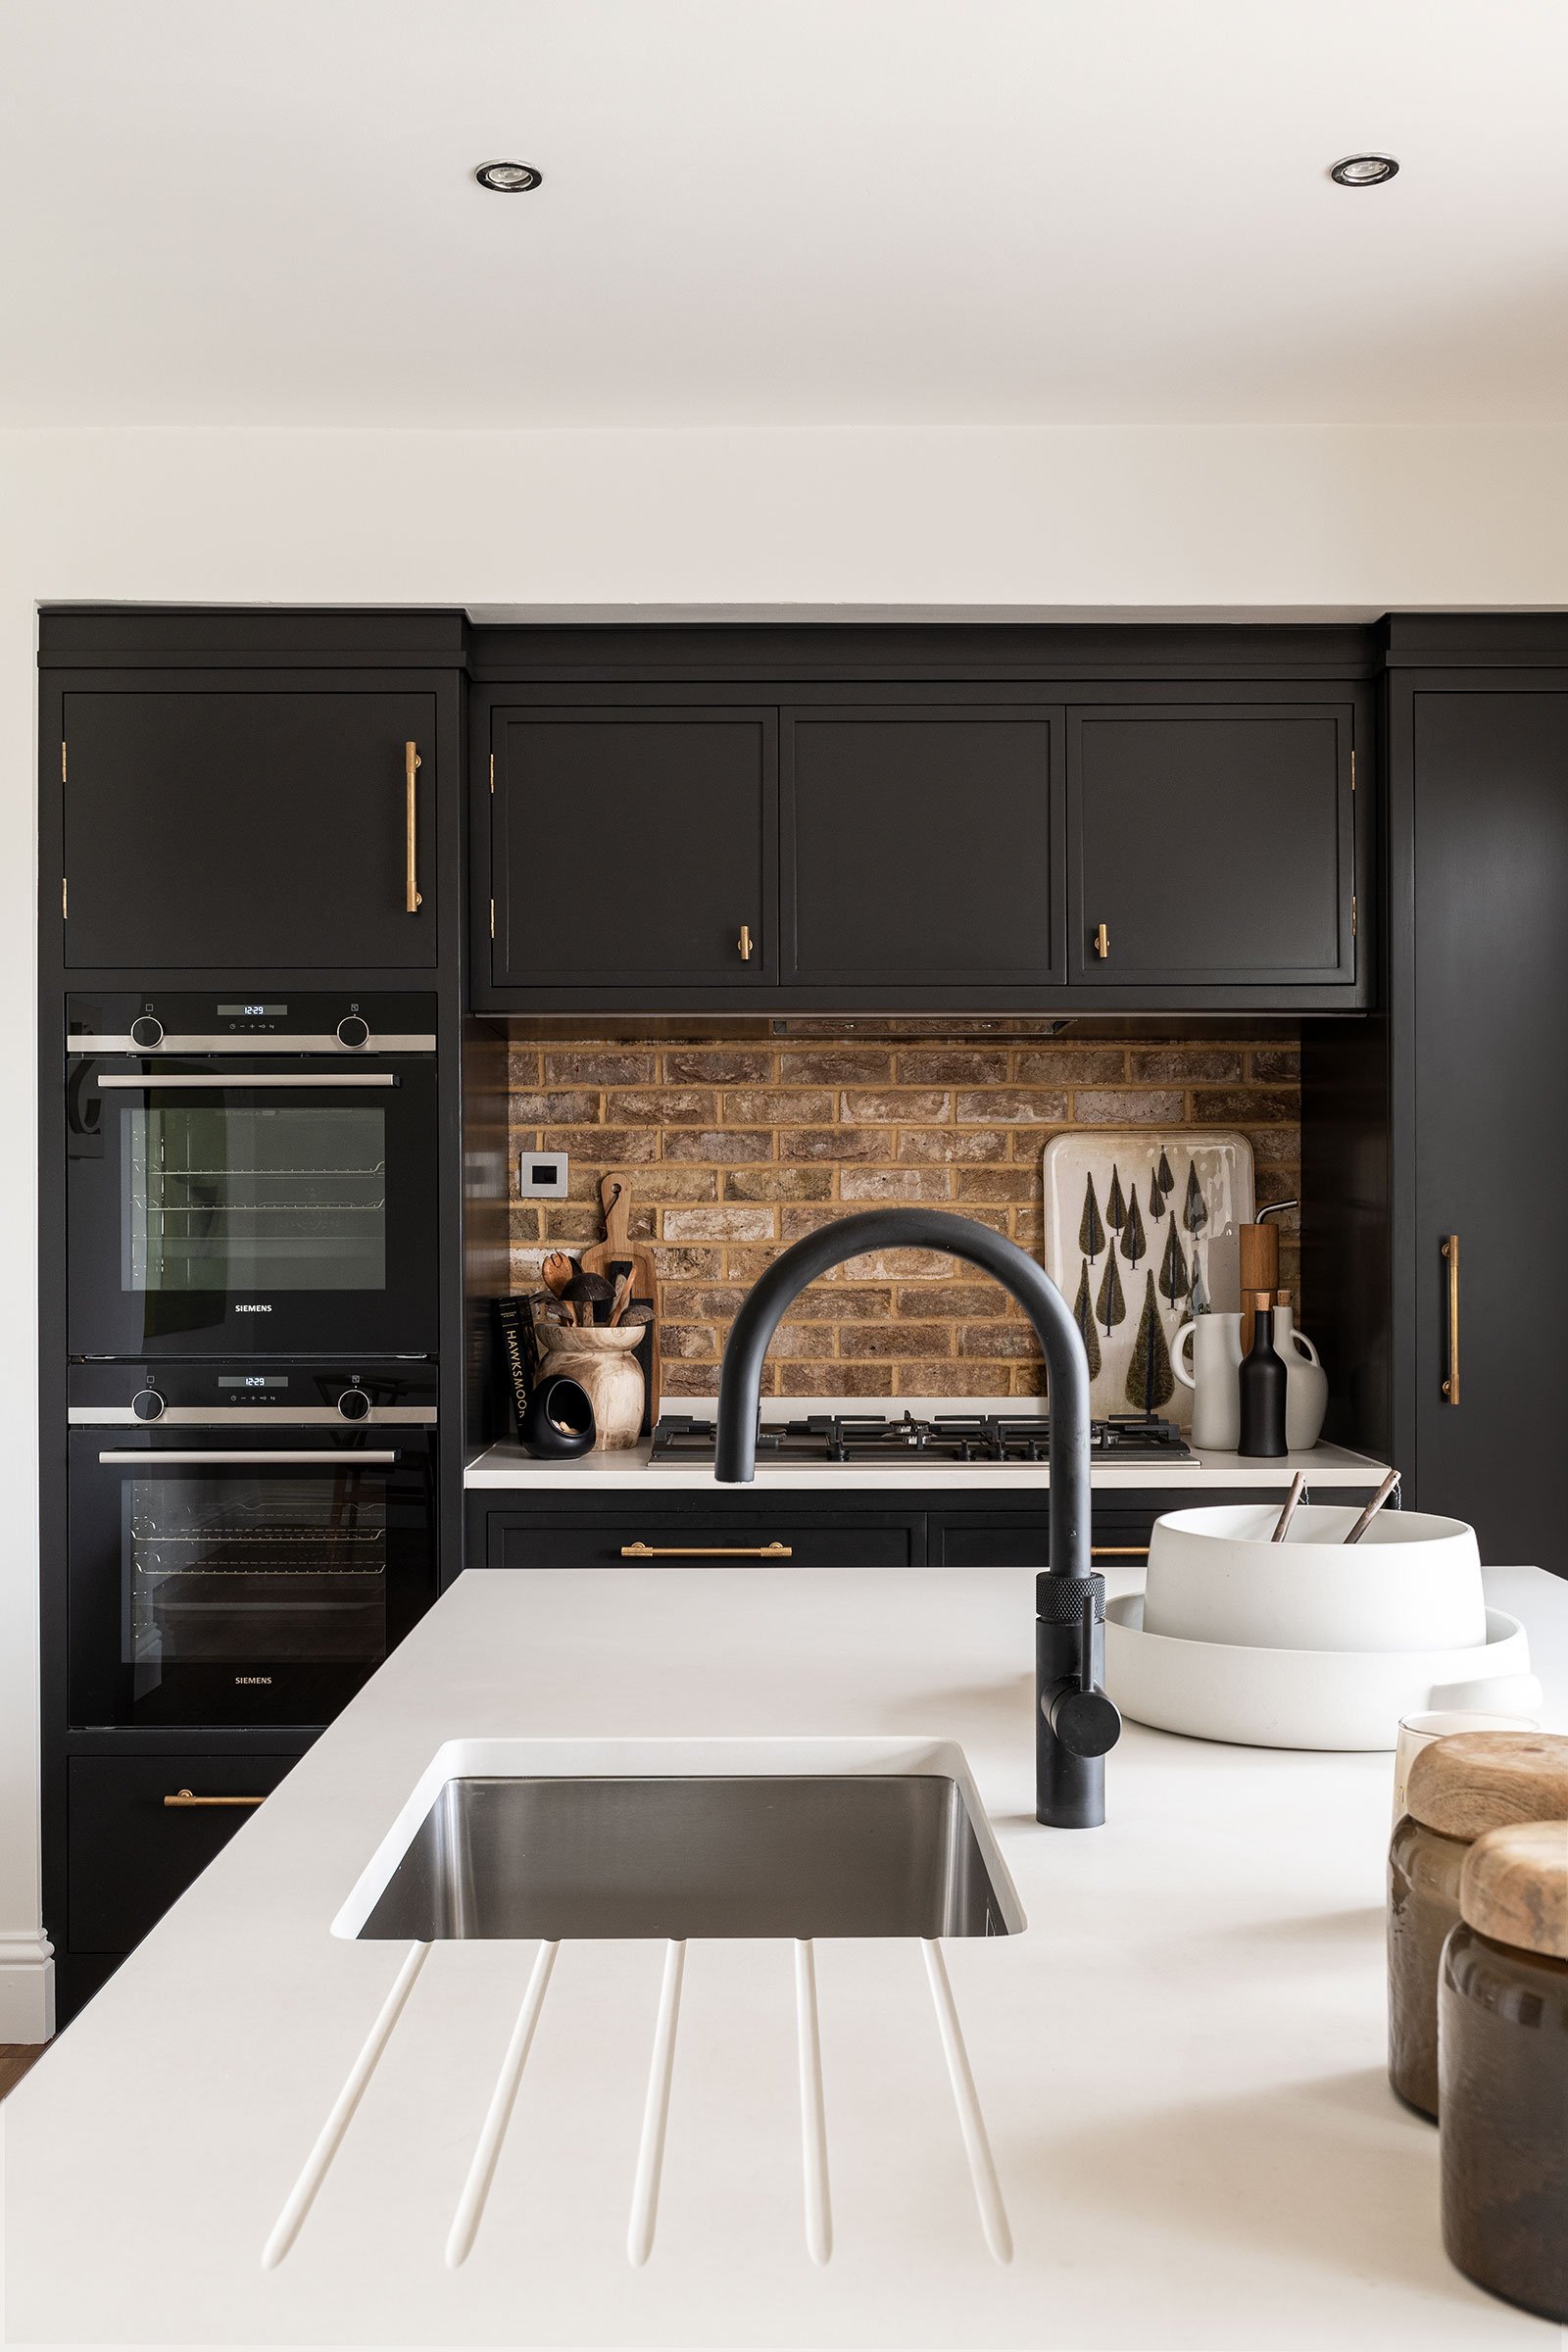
[1441,1820,1568,2322]
[1388,1731,1568,2119]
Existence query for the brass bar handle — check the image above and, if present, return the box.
[164,1789,267,1809]
[405,741,422,913]
[1441,1233,1459,1402]
[1093,922,1109,960]
[620,1541,792,1559]
[1091,1544,1149,1559]
[736,923,754,961]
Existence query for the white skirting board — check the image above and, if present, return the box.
[0,1931,55,2042]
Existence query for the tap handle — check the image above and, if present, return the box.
[1050,1684,1122,1759]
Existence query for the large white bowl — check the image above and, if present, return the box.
[1142,1502,1486,1653]
[1104,1595,1539,1751]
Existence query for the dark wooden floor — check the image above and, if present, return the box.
[0,2042,49,2099]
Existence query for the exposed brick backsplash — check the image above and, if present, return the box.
[508,1035,1301,1398]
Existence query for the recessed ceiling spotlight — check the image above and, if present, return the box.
[474,161,543,193]
[1329,153,1398,187]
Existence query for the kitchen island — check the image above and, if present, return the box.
[6,1561,1563,2349]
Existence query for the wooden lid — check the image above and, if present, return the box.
[1407,1731,1568,1841]
[1460,1820,1568,1959]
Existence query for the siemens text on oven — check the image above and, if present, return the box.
[235,1302,271,1312]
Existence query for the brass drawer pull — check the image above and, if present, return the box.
[405,741,422,913]
[1091,1544,1149,1559]
[164,1788,267,1808]
[1441,1233,1459,1402]
[736,923,754,961]
[620,1541,793,1560]
[1093,921,1109,959]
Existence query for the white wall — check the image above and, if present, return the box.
[5,419,1568,2034]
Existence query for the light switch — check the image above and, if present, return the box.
[517,1152,568,1199]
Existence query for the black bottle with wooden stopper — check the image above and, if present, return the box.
[1237,1288,1288,1457]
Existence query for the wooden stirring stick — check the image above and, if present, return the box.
[1344,1469,1401,1545]
[1270,1473,1306,1544]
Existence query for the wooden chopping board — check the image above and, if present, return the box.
[580,1171,660,1424]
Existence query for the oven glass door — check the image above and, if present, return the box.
[67,1058,438,1356]
[68,1435,437,1727]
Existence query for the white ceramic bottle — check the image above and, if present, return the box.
[1171,1310,1244,1449]
[1273,1294,1328,1450]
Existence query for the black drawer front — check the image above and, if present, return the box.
[930,1484,1369,1568]
[68,1753,296,1955]
[479,1511,919,1570]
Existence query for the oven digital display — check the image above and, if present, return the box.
[217,1004,288,1015]
[218,1375,287,1389]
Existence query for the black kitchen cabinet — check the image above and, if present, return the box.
[781,708,1065,986]
[59,687,440,969]
[67,1752,297,1956]
[470,1501,920,1569]
[1067,705,1356,988]
[488,707,777,990]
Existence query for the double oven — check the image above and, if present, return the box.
[65,994,441,1729]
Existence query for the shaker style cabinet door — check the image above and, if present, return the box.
[489,708,777,989]
[781,708,1065,986]
[1067,706,1355,987]
[61,689,439,969]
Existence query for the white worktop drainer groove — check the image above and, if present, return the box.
[260,1934,1010,2272]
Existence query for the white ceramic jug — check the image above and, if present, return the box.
[1273,1301,1329,1450]
[1171,1311,1244,1449]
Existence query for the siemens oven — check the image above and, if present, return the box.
[65,993,438,1361]
[67,1362,438,1728]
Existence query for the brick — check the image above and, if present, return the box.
[720,1088,835,1124]
[661,1284,753,1321]
[508,1202,542,1243]
[662,1206,775,1242]
[1190,1088,1298,1125]
[723,1247,778,1282]
[650,1246,722,1281]
[841,1088,951,1123]
[662,1324,718,1359]
[833,1249,960,1280]
[778,1050,894,1085]
[724,1166,833,1201]
[783,1286,892,1320]
[543,1206,603,1243]
[840,1323,954,1359]
[897,1127,1009,1163]
[781,1128,890,1162]
[661,1361,724,1397]
[955,1088,1071,1123]
[776,1363,894,1397]
[1012,1049,1126,1083]
[841,1167,954,1202]
[960,1323,1043,1358]
[1250,1048,1301,1082]
[781,1206,856,1243]
[895,1049,1009,1084]
[662,1049,774,1085]
[613,1167,717,1204]
[764,1323,837,1359]
[1013,1206,1045,1247]
[507,1048,544,1087]
[955,1166,1038,1202]
[662,1128,774,1162]
[541,1127,659,1164]
[895,1362,1011,1397]
[1011,1363,1049,1396]
[1129,1050,1244,1084]
[610,1088,718,1125]
[896,1282,1006,1318]
[510,1090,603,1124]
[1069,1089,1185,1124]
[545,1051,657,1086]
[1250,1126,1302,1164]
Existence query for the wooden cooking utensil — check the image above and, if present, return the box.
[541,1251,574,1298]
[609,1270,634,1327]
[1344,1468,1402,1544]
[1270,1473,1306,1544]
[580,1172,660,1423]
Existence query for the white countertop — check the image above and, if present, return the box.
[466,1434,1391,1492]
[6,1562,1563,2350]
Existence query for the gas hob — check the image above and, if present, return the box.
[648,1409,1192,1466]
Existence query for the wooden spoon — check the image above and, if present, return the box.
[1270,1473,1306,1544]
[1344,1469,1401,1545]
[541,1251,574,1298]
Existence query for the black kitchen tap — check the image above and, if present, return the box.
[712,1208,1120,1828]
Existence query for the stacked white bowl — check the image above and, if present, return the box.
[1103,1502,1541,1750]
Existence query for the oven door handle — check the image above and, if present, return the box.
[96,1449,398,1465]
[95,1072,397,1089]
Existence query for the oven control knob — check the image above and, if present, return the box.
[337,1388,371,1422]
[129,1016,164,1050]
[131,1389,166,1422]
[337,1016,370,1050]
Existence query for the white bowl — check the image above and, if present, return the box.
[1103,1595,1539,1751]
[1142,1502,1486,1653]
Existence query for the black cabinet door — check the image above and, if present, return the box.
[1067,705,1355,986]
[62,689,438,968]
[68,1752,296,1954]
[477,1510,918,1568]
[490,708,776,988]
[1411,691,1568,1565]
[782,708,1065,986]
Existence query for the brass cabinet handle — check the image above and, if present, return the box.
[736,923,754,961]
[1093,921,1109,959]
[1091,1544,1149,1559]
[620,1541,793,1559]
[164,1789,267,1809]
[1441,1233,1459,1402]
[404,741,422,913]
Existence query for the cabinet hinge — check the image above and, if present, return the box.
[489,897,496,941]
[1351,892,1357,939]
[62,875,68,920]
[489,753,495,795]
[61,741,67,783]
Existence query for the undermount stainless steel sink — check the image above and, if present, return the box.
[354,1773,1014,1940]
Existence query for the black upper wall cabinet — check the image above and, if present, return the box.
[1067,706,1355,988]
[488,707,777,989]
[59,687,440,970]
[781,708,1065,987]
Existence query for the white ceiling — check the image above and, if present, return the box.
[3,0,1567,429]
